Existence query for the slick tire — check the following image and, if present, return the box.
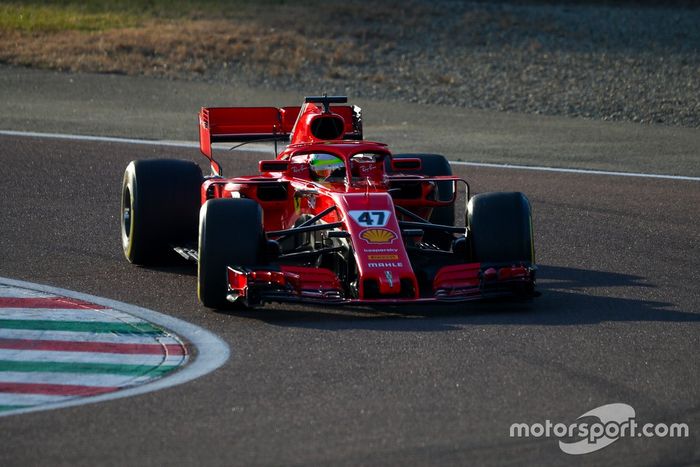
[467,192,534,264]
[121,159,203,265]
[197,198,264,309]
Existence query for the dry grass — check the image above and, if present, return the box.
[0,1,400,79]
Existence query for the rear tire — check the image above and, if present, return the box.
[121,159,203,265]
[197,198,264,309]
[392,153,455,248]
[467,192,534,264]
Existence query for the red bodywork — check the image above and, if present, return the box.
[198,97,535,306]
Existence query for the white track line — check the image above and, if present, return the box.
[0,130,201,149]
[0,130,271,154]
[0,277,230,418]
[0,308,147,323]
[0,393,72,406]
[0,328,182,345]
[0,348,185,366]
[1,129,697,182]
[0,371,152,388]
[449,161,700,181]
[0,287,54,298]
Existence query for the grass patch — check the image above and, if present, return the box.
[0,0,295,31]
[0,3,139,32]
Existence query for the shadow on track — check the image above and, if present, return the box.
[212,265,700,331]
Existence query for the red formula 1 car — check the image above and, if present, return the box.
[120,95,536,309]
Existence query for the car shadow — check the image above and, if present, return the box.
[139,257,197,277]
[213,264,699,331]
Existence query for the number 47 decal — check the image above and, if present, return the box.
[349,210,391,227]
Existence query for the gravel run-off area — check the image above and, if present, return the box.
[251,1,700,128]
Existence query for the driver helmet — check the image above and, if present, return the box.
[309,153,346,181]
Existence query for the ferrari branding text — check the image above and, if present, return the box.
[384,271,394,287]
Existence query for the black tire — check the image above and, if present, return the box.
[121,159,203,265]
[198,198,264,309]
[467,192,534,264]
[391,153,455,249]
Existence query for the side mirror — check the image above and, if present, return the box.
[391,158,422,171]
[259,160,289,173]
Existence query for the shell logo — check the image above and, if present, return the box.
[360,228,397,244]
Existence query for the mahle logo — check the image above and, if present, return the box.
[510,403,689,455]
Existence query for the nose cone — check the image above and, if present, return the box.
[334,192,419,300]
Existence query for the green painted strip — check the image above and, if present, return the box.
[0,360,178,377]
[0,405,29,412]
[0,319,164,334]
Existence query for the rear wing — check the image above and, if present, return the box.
[198,105,362,160]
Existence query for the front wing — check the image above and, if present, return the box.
[226,263,536,307]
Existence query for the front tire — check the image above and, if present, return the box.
[197,198,264,309]
[121,159,203,265]
[467,192,534,264]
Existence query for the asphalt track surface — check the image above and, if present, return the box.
[2,64,699,177]
[0,129,698,465]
